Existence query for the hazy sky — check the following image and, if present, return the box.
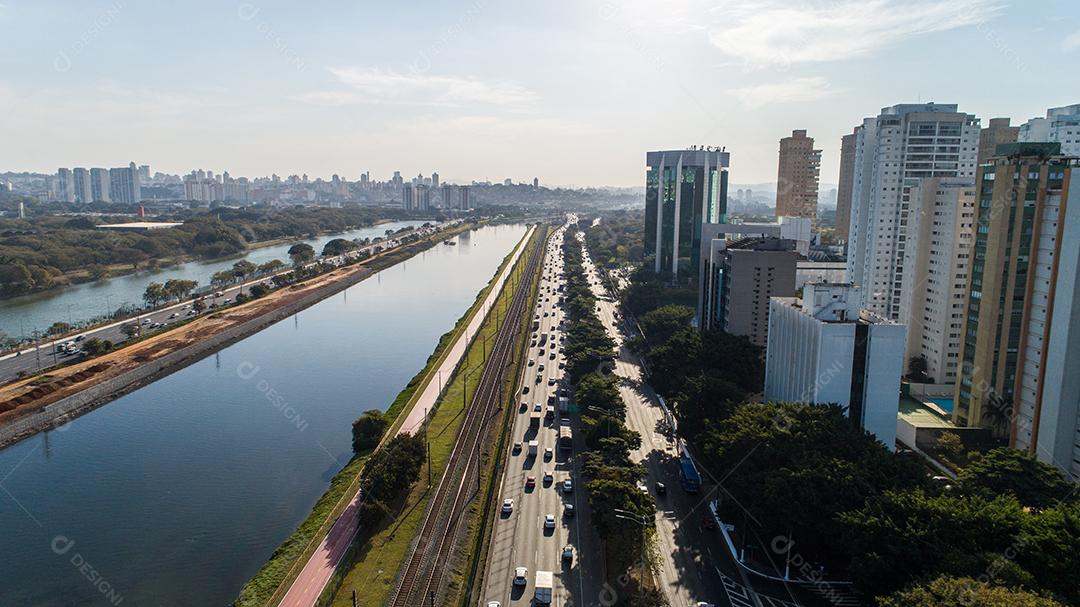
[1,0,1078,187]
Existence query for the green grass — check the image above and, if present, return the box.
[324,227,544,607]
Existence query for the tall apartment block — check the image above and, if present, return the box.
[898,178,977,384]
[108,164,141,204]
[72,168,92,203]
[90,168,111,202]
[978,117,1019,164]
[954,142,1080,479]
[1019,104,1080,156]
[56,168,75,202]
[764,283,905,448]
[835,130,857,243]
[775,130,821,221]
[700,236,797,345]
[845,103,980,322]
[644,148,729,279]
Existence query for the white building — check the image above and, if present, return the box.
[90,168,111,202]
[764,283,905,448]
[845,103,980,322]
[1018,104,1080,156]
[897,178,976,384]
[56,168,75,202]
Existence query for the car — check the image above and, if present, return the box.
[223,298,232,304]
[522,386,530,394]
[560,417,571,426]
[544,447,553,460]
[186,310,196,316]
[548,378,557,386]
[513,567,528,586]
[520,401,528,412]
[550,352,557,360]
[538,364,545,372]
[562,545,574,562]
[696,603,716,607]
[544,514,556,529]
[169,312,179,319]
[528,359,535,367]
[655,482,667,495]
[539,348,545,356]
[512,442,522,454]
[533,403,542,413]
[562,479,573,493]
[558,361,565,369]
[564,503,575,517]
[141,318,151,324]
[525,476,536,489]
[536,375,543,383]
[487,602,501,607]
[501,498,514,514]
[543,470,553,484]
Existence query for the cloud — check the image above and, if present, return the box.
[609,0,1002,67]
[300,67,538,108]
[1063,31,1080,52]
[731,77,839,107]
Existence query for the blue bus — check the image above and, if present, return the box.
[678,440,701,493]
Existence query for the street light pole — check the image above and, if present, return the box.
[614,508,648,589]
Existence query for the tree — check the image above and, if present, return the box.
[877,576,1067,607]
[959,448,1075,510]
[211,270,234,289]
[143,282,167,306]
[257,259,285,275]
[48,321,72,336]
[288,243,315,267]
[81,337,113,356]
[906,355,930,382]
[575,372,622,414]
[638,304,694,345]
[1014,500,1080,604]
[352,409,389,454]
[249,283,271,298]
[322,238,357,257]
[231,260,257,280]
[163,278,197,301]
[121,323,140,339]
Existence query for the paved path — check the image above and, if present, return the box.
[277,225,535,607]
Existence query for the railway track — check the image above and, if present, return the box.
[388,231,546,607]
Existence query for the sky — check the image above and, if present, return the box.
[1,0,1078,187]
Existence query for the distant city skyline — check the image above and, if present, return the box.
[1,1,1078,186]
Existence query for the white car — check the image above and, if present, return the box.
[544,514,556,529]
[562,479,573,493]
[513,567,528,586]
[488,602,501,607]
[501,498,514,514]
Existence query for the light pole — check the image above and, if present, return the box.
[614,508,649,588]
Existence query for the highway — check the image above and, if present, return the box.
[481,221,603,607]
[0,223,446,385]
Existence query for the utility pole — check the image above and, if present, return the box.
[614,509,648,590]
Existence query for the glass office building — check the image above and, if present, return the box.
[643,149,729,279]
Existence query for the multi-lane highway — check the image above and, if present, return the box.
[482,222,603,607]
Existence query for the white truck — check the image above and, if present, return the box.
[534,570,553,604]
[527,440,539,457]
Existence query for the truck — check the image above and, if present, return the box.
[528,440,539,457]
[529,412,542,430]
[678,439,701,493]
[534,570,553,604]
[558,427,573,451]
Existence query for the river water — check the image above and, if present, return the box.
[0,220,428,339]
[0,223,527,606]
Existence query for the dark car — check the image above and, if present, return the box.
[655,482,667,496]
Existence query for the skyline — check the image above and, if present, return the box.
[0,1,1078,186]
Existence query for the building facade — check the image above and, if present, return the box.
[835,130,857,243]
[978,117,1019,165]
[701,237,797,345]
[56,168,75,202]
[764,283,905,448]
[1019,104,1080,156]
[899,178,977,384]
[108,164,141,204]
[954,143,1080,479]
[72,168,92,203]
[90,168,110,202]
[644,148,729,279]
[775,130,822,221]
[845,103,980,321]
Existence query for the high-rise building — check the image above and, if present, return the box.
[72,168,92,203]
[415,184,431,211]
[1018,104,1080,156]
[401,184,415,210]
[898,178,977,384]
[459,185,470,210]
[954,143,1080,479]
[846,103,980,322]
[835,130,857,243]
[90,168,110,202]
[109,165,141,204]
[431,172,439,190]
[56,168,75,202]
[764,283,905,448]
[978,117,1019,165]
[138,164,151,184]
[644,148,729,279]
[700,236,797,344]
[775,130,821,221]
[533,177,539,190]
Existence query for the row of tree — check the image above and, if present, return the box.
[628,301,1080,605]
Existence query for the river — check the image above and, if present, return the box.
[0,223,527,606]
[0,219,428,339]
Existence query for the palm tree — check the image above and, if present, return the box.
[981,391,1013,440]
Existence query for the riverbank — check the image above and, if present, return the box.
[233,226,538,607]
[0,221,474,450]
